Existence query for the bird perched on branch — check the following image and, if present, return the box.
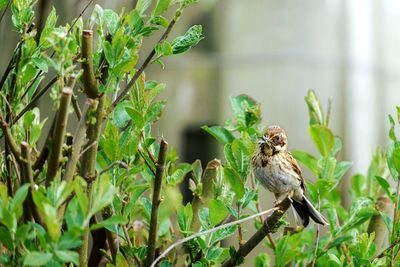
[252,125,328,227]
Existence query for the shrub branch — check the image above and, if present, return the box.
[46,87,72,185]
[221,197,292,267]
[146,139,168,267]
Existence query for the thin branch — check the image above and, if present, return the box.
[221,198,292,267]
[46,87,72,185]
[81,30,99,99]
[110,10,181,111]
[20,142,45,226]
[79,95,106,266]
[146,139,168,267]
[151,206,278,267]
[13,76,58,125]
[0,118,21,160]
[62,99,94,183]
[138,148,156,176]
[99,160,128,176]
[71,94,82,120]
[32,116,56,171]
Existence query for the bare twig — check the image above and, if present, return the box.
[46,87,72,185]
[151,206,278,267]
[32,116,56,171]
[220,198,292,267]
[13,76,58,125]
[146,139,168,267]
[62,99,94,183]
[138,149,156,176]
[110,11,181,111]
[99,160,128,176]
[311,194,321,267]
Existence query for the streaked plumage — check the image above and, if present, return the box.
[252,125,328,226]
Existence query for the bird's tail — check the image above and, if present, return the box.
[292,196,329,227]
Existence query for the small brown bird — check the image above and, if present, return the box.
[252,125,328,226]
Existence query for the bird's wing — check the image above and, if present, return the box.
[287,152,306,192]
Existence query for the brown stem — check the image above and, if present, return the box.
[110,11,180,111]
[145,140,168,267]
[32,117,56,171]
[79,182,93,267]
[221,198,292,267]
[71,94,82,120]
[79,95,106,266]
[81,30,99,99]
[62,99,94,183]
[99,160,128,176]
[46,87,72,185]
[0,120,21,160]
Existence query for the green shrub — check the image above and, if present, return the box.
[0,1,399,266]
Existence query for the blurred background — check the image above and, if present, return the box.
[1,0,400,265]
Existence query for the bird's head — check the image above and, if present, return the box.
[258,125,288,156]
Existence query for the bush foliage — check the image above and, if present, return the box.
[0,1,399,266]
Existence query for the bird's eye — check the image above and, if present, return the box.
[274,136,280,142]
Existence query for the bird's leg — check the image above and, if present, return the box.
[273,193,280,207]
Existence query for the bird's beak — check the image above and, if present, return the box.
[258,136,271,146]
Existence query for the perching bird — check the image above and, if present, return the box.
[252,125,328,227]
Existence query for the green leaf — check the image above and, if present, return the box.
[31,57,48,72]
[255,252,271,267]
[305,89,324,125]
[210,225,236,245]
[387,141,400,180]
[375,176,393,201]
[90,175,116,216]
[230,94,261,128]
[392,141,400,175]
[54,250,79,265]
[291,150,319,176]
[331,136,343,156]
[0,0,8,9]
[309,125,335,157]
[10,183,30,214]
[202,125,235,145]
[223,167,244,199]
[24,252,53,266]
[91,215,128,230]
[177,203,193,234]
[104,9,119,35]
[326,236,352,250]
[191,159,202,183]
[0,227,13,250]
[125,107,144,129]
[209,199,228,225]
[389,115,397,141]
[136,0,152,14]
[172,25,204,54]
[181,0,199,8]
[152,0,171,17]
[144,100,166,123]
[231,138,253,179]
[352,174,366,198]
[112,101,131,128]
[333,161,352,181]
